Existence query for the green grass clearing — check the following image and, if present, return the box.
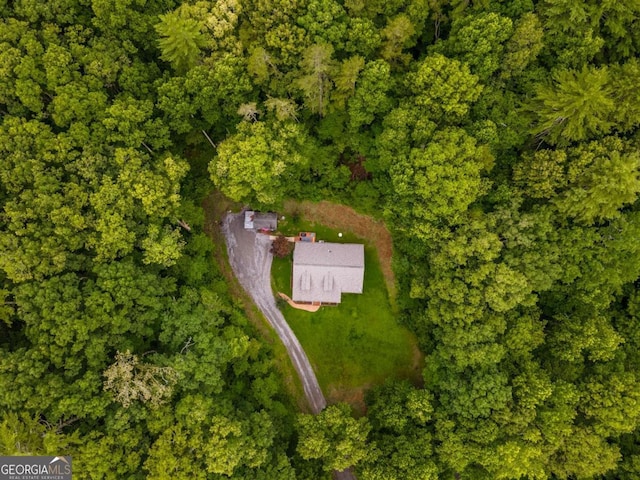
[271,220,422,408]
[277,215,364,249]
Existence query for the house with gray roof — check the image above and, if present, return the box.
[292,242,364,305]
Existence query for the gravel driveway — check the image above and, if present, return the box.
[222,212,356,480]
[222,212,327,413]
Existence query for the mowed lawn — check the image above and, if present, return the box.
[271,218,421,405]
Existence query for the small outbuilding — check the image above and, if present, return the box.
[244,211,278,231]
[292,242,364,305]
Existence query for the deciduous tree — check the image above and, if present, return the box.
[389,128,492,239]
[209,121,310,205]
[297,403,371,472]
[103,350,179,408]
[295,43,336,117]
[406,53,483,125]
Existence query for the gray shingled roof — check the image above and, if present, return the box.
[292,242,364,304]
[293,242,364,268]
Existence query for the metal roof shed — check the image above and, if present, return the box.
[244,211,278,231]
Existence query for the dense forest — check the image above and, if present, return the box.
[2,0,640,478]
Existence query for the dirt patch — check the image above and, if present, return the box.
[325,384,370,416]
[410,343,426,387]
[202,191,240,234]
[282,200,396,300]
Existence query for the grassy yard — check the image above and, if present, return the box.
[271,216,422,410]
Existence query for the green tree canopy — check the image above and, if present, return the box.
[528,66,614,145]
[209,121,313,205]
[297,403,372,472]
[155,9,206,73]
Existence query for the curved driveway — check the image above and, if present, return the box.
[222,212,327,413]
[222,212,356,480]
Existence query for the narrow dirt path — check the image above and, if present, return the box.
[222,212,356,480]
